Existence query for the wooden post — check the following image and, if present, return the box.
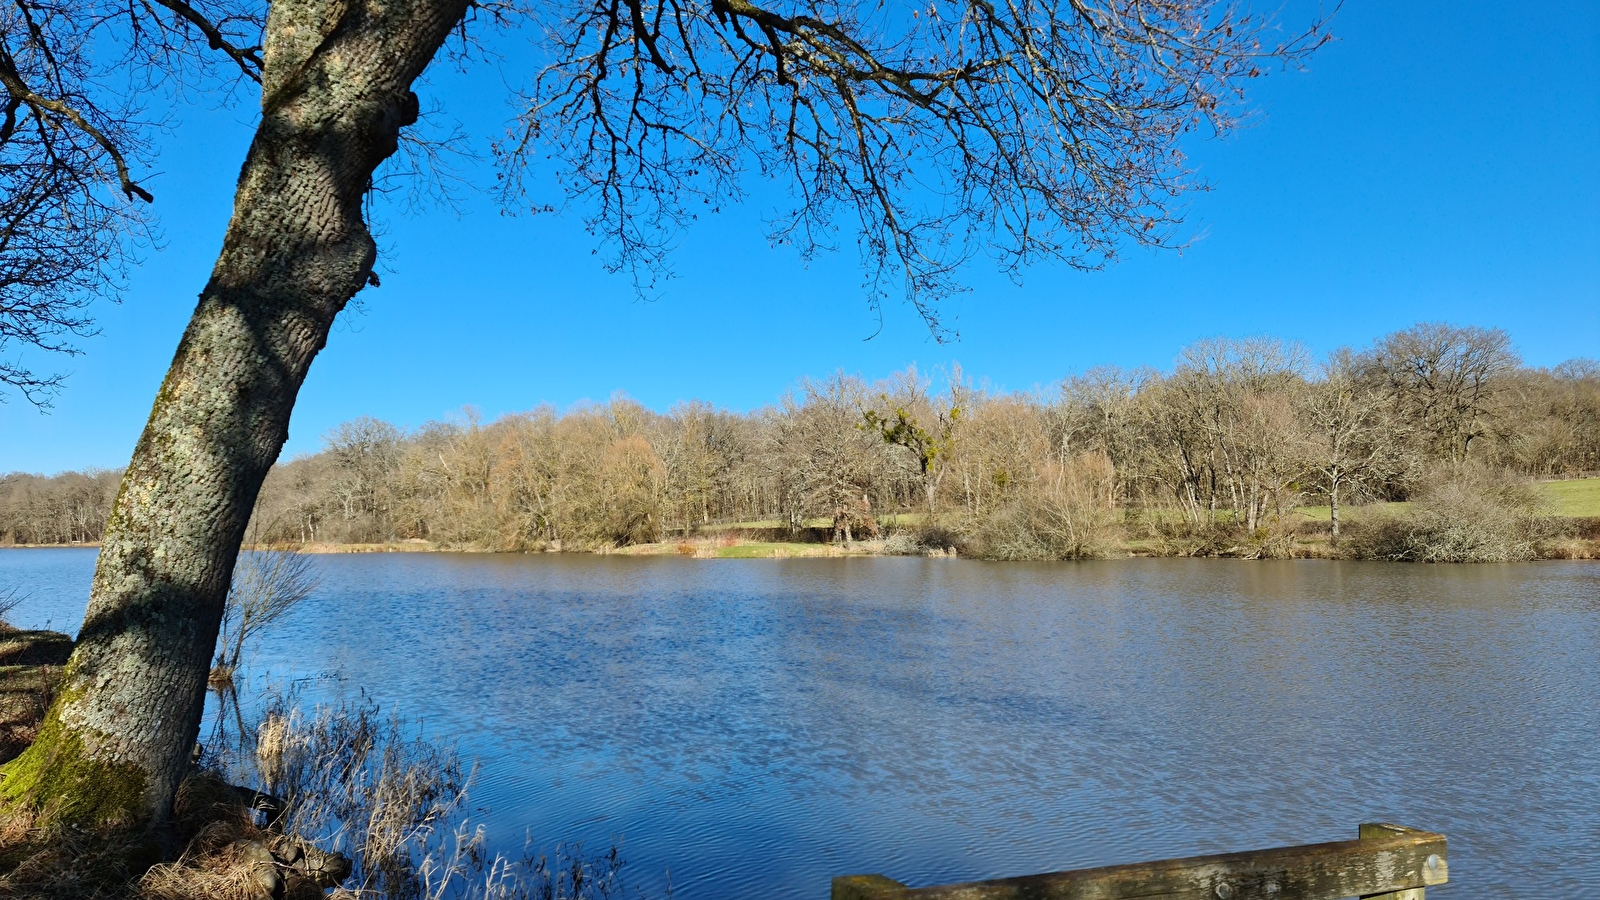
[1358,823,1446,900]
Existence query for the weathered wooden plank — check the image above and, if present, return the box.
[833,823,1446,900]
[1358,824,1445,900]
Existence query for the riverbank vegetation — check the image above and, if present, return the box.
[0,612,632,900]
[6,324,1598,562]
[0,686,634,899]
[0,550,633,898]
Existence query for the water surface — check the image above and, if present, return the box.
[5,549,1597,897]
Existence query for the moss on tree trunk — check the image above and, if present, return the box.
[0,687,147,826]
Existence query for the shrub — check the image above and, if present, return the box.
[1,689,641,900]
[963,452,1120,560]
[878,531,925,556]
[1148,519,1243,558]
[209,694,640,900]
[1345,470,1558,562]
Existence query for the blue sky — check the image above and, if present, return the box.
[2,0,1597,474]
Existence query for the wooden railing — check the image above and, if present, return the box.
[833,823,1447,900]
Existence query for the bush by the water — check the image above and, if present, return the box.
[960,451,1120,560]
[1346,471,1563,562]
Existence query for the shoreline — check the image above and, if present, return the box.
[222,531,1600,560]
[5,533,1597,561]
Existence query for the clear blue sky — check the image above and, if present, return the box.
[2,0,1597,474]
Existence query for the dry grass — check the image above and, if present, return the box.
[208,695,464,899]
[139,842,272,900]
[0,769,346,900]
[0,664,57,764]
[209,695,644,900]
[0,814,154,900]
[1530,536,1600,560]
[2,691,643,900]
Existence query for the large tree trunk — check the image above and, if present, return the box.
[0,0,468,826]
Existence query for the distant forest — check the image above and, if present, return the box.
[6,323,1598,561]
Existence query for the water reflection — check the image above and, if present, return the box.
[3,551,1597,897]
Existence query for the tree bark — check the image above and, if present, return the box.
[0,0,469,826]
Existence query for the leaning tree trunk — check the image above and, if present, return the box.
[0,0,469,827]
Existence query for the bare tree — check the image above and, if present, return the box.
[1298,351,1399,540]
[1,0,472,825]
[862,366,960,513]
[486,406,564,546]
[598,433,668,543]
[1359,322,1520,464]
[0,0,267,402]
[1544,361,1600,474]
[1056,365,1155,510]
[0,468,121,544]
[1168,337,1308,530]
[658,400,746,532]
[946,392,1119,558]
[212,549,318,684]
[775,373,885,540]
[325,416,403,540]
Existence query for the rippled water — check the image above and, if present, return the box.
[4,549,1598,898]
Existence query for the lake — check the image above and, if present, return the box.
[4,550,1598,897]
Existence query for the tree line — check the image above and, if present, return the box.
[14,322,1592,559]
[0,469,120,545]
[241,321,1600,559]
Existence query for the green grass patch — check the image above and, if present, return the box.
[1537,478,1600,517]
[1298,480,1600,520]
[1294,479,1600,522]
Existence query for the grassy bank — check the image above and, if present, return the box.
[1538,477,1600,517]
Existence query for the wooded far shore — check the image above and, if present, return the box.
[6,325,1599,563]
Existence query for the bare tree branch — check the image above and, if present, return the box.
[500,0,1332,338]
[147,0,264,80]
[0,0,265,402]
